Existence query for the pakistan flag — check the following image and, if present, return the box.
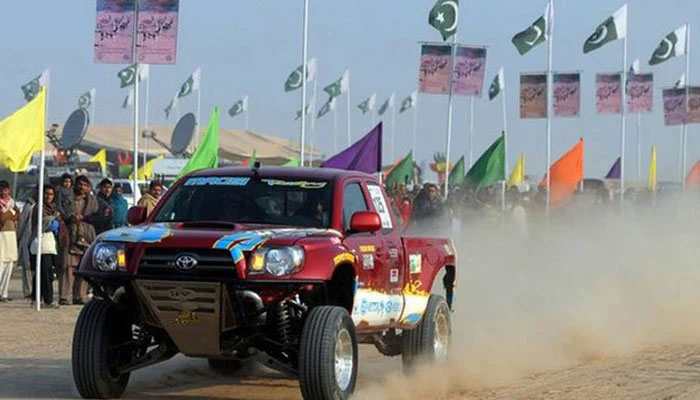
[488,68,504,101]
[428,0,459,41]
[583,4,627,54]
[511,2,551,56]
[649,25,688,66]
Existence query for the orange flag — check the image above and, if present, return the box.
[686,161,700,189]
[540,138,584,206]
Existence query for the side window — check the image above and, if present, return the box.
[366,184,393,230]
[342,183,368,232]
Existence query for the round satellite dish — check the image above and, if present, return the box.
[61,108,90,150]
[171,113,196,155]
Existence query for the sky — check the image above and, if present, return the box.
[0,0,698,182]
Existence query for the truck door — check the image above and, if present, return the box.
[341,181,401,327]
[365,184,405,295]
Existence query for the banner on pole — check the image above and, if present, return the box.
[94,0,136,64]
[418,44,452,95]
[453,46,487,97]
[519,73,547,119]
[553,72,580,117]
[662,87,688,126]
[136,0,179,64]
[689,87,700,124]
[626,73,653,113]
[595,73,622,114]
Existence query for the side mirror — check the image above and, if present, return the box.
[350,211,382,233]
[127,206,147,226]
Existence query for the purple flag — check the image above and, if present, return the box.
[605,157,621,179]
[94,0,136,64]
[626,73,653,113]
[136,0,179,64]
[453,46,487,97]
[321,123,382,174]
[596,73,622,114]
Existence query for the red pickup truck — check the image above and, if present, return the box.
[72,166,456,400]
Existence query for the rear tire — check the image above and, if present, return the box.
[207,358,244,376]
[299,306,358,400]
[72,299,131,399]
[402,295,451,370]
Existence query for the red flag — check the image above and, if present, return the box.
[686,161,700,189]
[540,138,584,206]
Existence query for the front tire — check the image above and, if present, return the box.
[72,299,131,399]
[299,306,358,400]
[402,295,451,370]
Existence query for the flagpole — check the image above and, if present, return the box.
[346,71,352,146]
[245,97,250,131]
[412,92,418,157]
[390,95,396,162]
[144,66,150,168]
[468,97,474,168]
[502,72,509,174]
[196,69,202,147]
[333,107,338,153]
[682,22,691,188]
[444,35,457,199]
[132,1,140,206]
[544,0,554,216]
[299,0,309,165]
[35,84,48,312]
[636,113,642,184]
[309,74,318,167]
[619,35,627,210]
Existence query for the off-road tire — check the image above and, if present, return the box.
[299,306,358,400]
[402,294,451,370]
[72,299,131,399]
[207,358,244,375]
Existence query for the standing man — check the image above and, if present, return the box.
[17,194,37,299]
[0,180,19,302]
[110,183,128,227]
[59,175,97,306]
[89,178,114,235]
[137,181,163,217]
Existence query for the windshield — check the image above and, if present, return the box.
[153,176,333,228]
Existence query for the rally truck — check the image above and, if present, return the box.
[72,166,456,400]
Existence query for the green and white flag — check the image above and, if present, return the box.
[357,93,376,114]
[583,4,627,54]
[78,88,96,109]
[488,67,504,101]
[178,67,201,98]
[228,96,248,118]
[296,96,315,120]
[117,64,138,88]
[675,73,686,89]
[21,68,50,102]
[649,25,688,66]
[285,58,317,92]
[317,97,337,119]
[122,88,134,109]
[629,59,640,74]
[164,95,178,119]
[139,64,150,81]
[428,0,459,41]
[378,93,395,116]
[324,70,349,98]
[511,2,552,55]
[399,91,417,113]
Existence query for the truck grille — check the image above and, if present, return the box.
[137,248,238,277]
[136,280,218,314]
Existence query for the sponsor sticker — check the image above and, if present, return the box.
[388,248,399,259]
[390,268,399,283]
[358,245,376,253]
[184,177,250,186]
[409,254,422,274]
[261,179,327,189]
[366,184,393,229]
[362,254,375,270]
[174,311,199,325]
[333,252,355,265]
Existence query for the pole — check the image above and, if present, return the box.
[545,1,554,216]
[444,35,457,199]
[132,1,139,206]
[619,36,627,210]
[144,65,150,167]
[467,97,474,168]
[245,97,250,131]
[412,93,418,157]
[502,71,509,174]
[678,129,684,182]
[333,107,338,153]
[390,96,396,162]
[346,71,352,146]
[636,113,642,183]
[299,0,309,165]
[682,23,691,188]
[34,84,49,311]
[196,70,202,147]
[309,75,317,167]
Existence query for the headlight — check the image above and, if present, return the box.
[92,243,126,272]
[250,246,304,277]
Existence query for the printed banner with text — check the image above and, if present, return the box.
[662,88,688,126]
[520,73,547,119]
[94,0,136,63]
[136,0,179,64]
[596,73,622,114]
[453,46,487,97]
[553,72,581,117]
[626,73,654,113]
[419,44,452,95]
[689,87,700,124]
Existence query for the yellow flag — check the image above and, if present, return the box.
[0,87,46,172]
[89,148,107,172]
[507,153,525,187]
[130,154,164,180]
[648,146,657,191]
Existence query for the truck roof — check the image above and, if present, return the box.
[188,166,376,182]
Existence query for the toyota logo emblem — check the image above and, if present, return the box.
[175,254,198,272]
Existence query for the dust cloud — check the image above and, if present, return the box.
[355,195,700,399]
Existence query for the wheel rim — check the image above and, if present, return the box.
[334,328,354,391]
[433,306,450,361]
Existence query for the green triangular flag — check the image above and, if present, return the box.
[384,152,414,188]
[177,107,220,179]
[465,133,505,191]
[583,5,626,54]
[428,0,459,41]
[282,157,301,167]
[247,149,257,166]
[448,156,465,187]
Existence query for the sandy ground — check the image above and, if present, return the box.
[4,271,700,400]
